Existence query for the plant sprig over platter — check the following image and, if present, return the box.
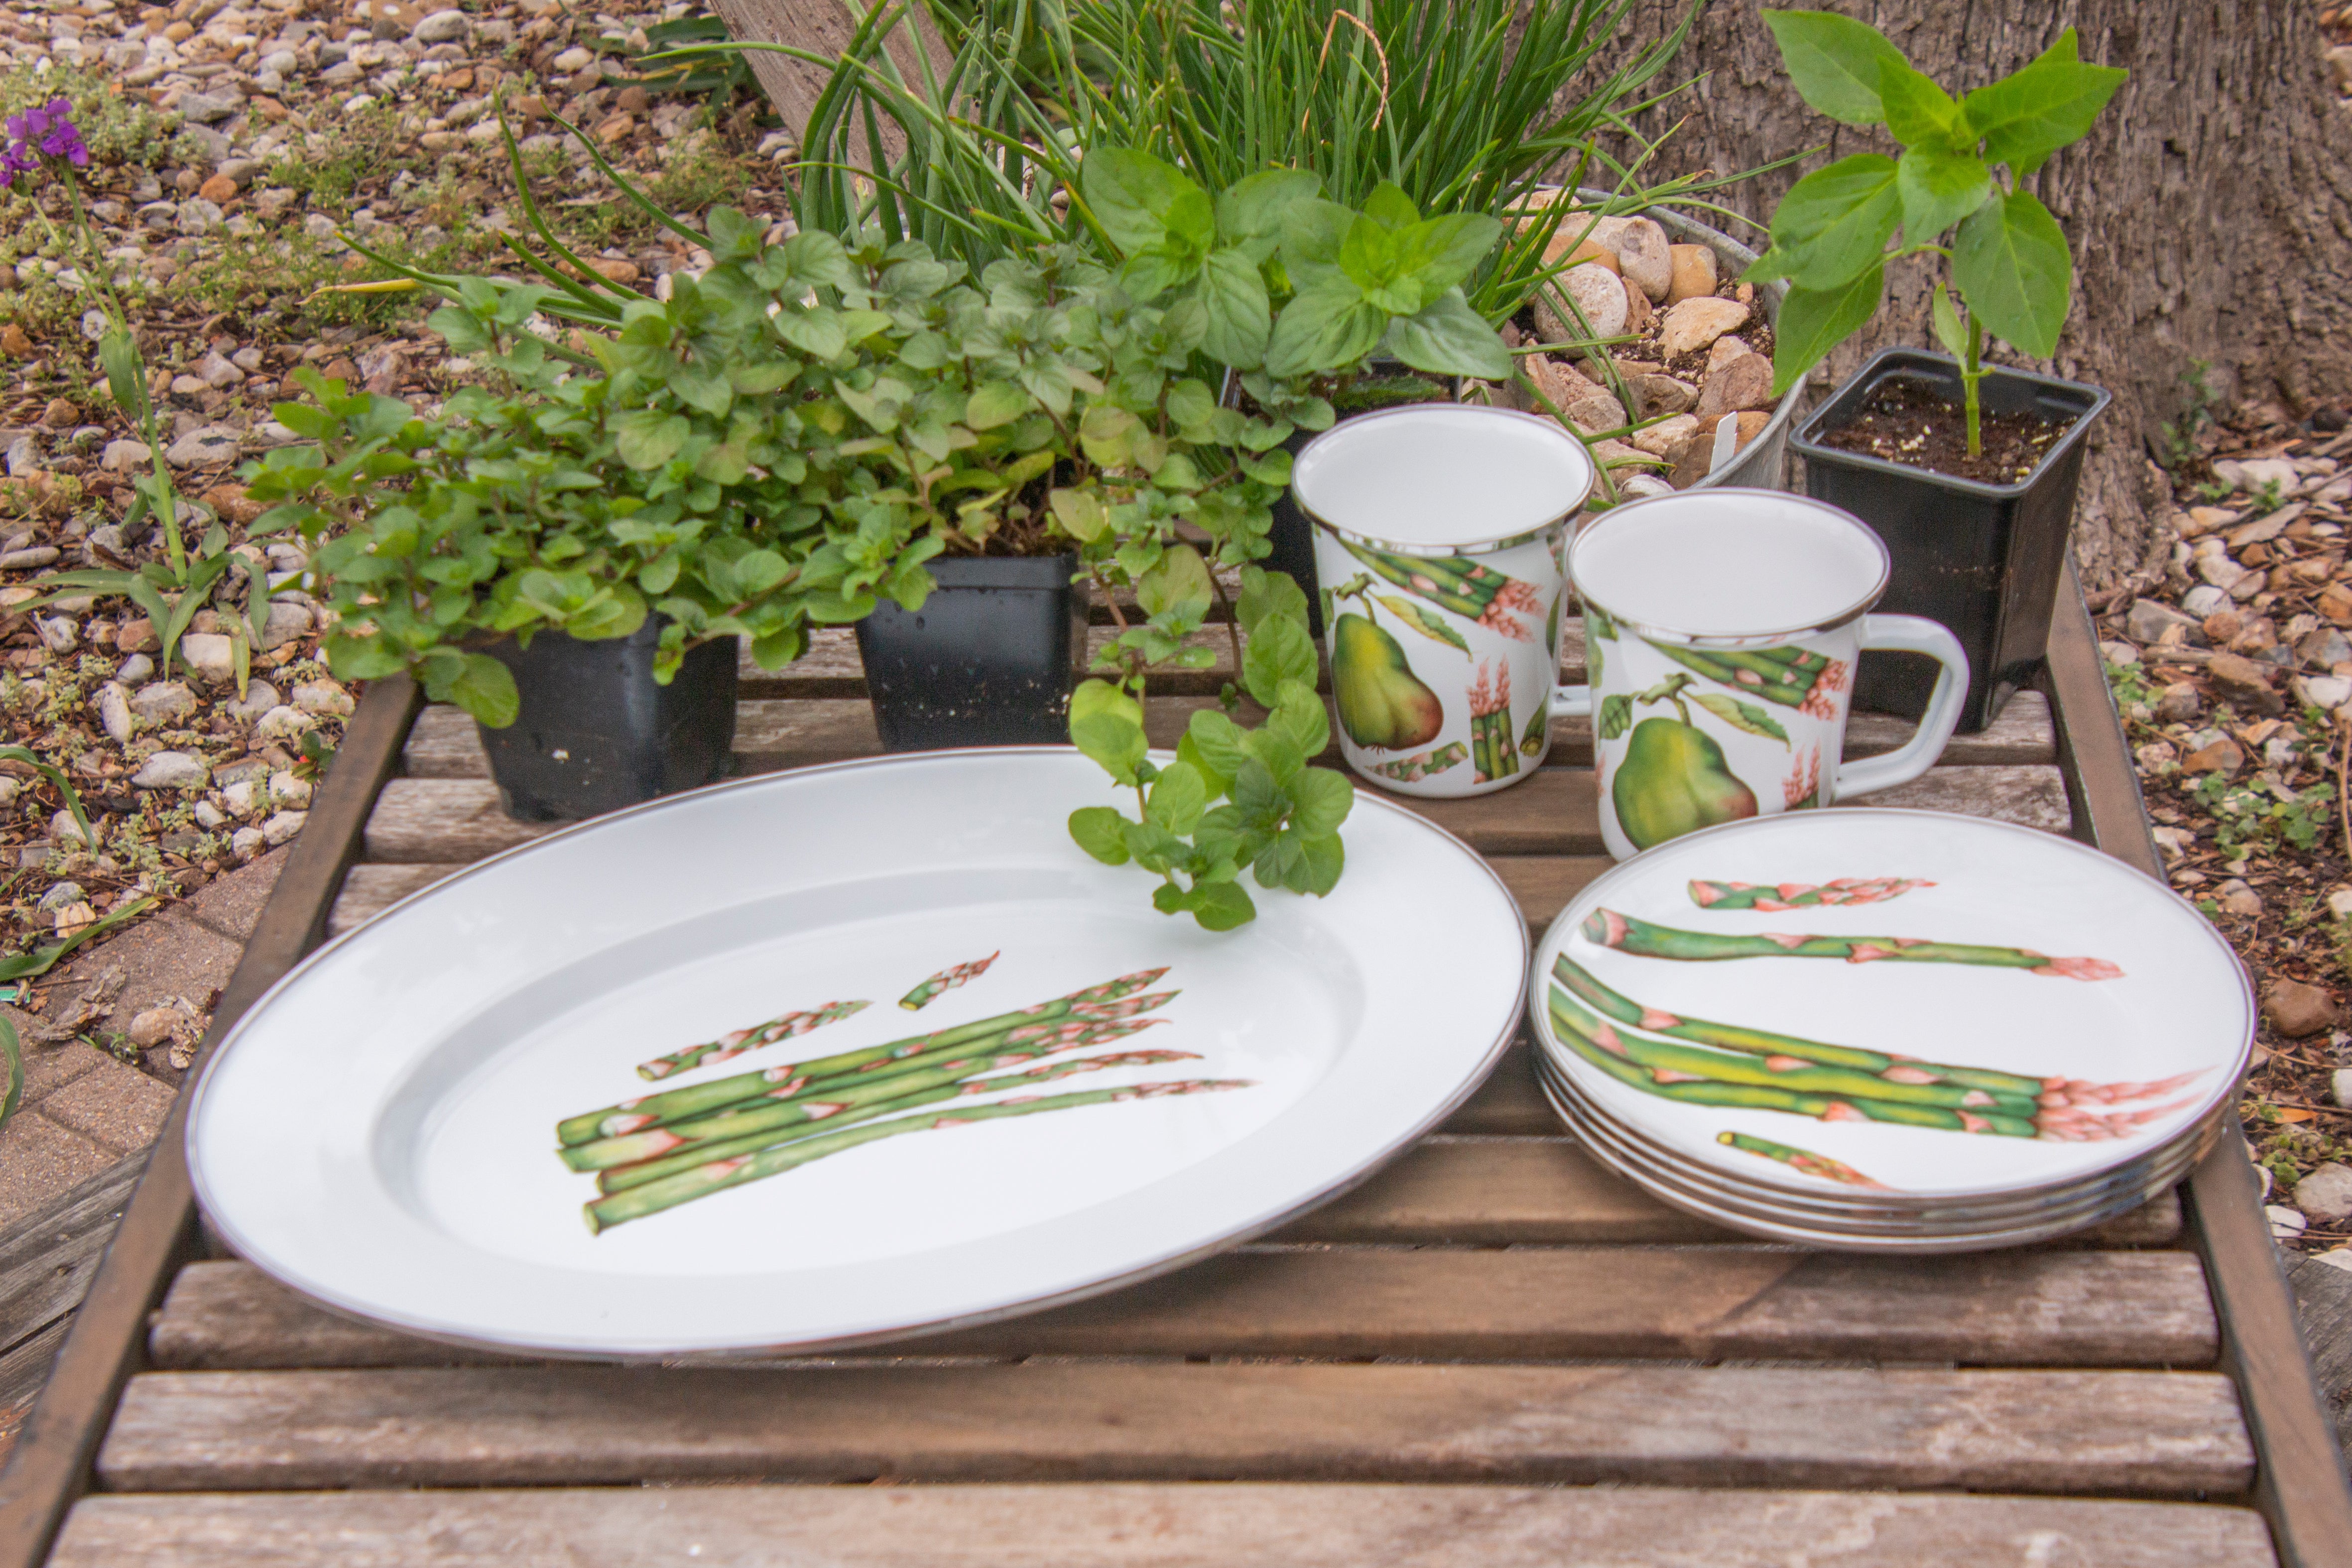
[1070,568,1352,932]
[1746,12,2125,453]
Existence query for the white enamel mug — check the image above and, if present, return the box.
[1560,490,1970,859]
[1292,405,1597,798]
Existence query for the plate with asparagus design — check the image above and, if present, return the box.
[1529,809,2251,1240]
[187,749,1527,1356]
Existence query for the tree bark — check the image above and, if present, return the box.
[705,0,951,165]
[1611,0,2352,591]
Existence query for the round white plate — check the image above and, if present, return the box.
[190,748,1527,1356]
[1530,810,2251,1206]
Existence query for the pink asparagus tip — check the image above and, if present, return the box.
[1638,1008,1683,1031]
[1880,1066,1940,1085]
[1650,1069,1706,1084]
[600,1114,655,1137]
[1593,1022,1627,1056]
[1763,1055,1810,1074]
[1763,932,1810,950]
[1845,944,1894,964]
[1822,1101,1866,1122]
[2030,955,2126,981]
[1689,881,1722,906]
[1584,909,1630,948]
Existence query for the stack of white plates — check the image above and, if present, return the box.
[1529,810,2251,1252]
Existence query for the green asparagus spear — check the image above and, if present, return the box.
[636,998,872,1082]
[1580,908,2124,980]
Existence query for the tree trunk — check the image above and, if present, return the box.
[705,0,951,165]
[1611,0,2352,592]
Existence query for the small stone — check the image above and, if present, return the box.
[2150,825,2196,863]
[1667,412,1770,488]
[1620,274,1653,333]
[412,6,471,41]
[197,173,239,206]
[2154,681,2203,723]
[588,256,639,286]
[2294,1163,2352,1226]
[230,826,265,859]
[1664,243,1717,305]
[2313,1248,2352,1276]
[261,600,312,648]
[1631,413,1701,459]
[2208,651,2285,716]
[254,705,315,741]
[35,617,78,654]
[291,678,355,717]
[2214,457,2301,495]
[178,634,236,684]
[129,681,197,724]
[2100,640,2140,666]
[2329,887,2352,920]
[165,426,241,469]
[1589,217,1673,301]
[268,770,314,808]
[2264,977,2340,1038]
[2267,1204,2307,1239]
[196,350,245,389]
[1560,392,1628,436]
[2216,878,2263,917]
[552,44,593,72]
[102,440,153,473]
[0,546,58,570]
[221,780,259,816]
[260,809,307,847]
[194,801,227,830]
[35,881,85,914]
[39,399,77,428]
[215,757,272,788]
[1537,263,1628,343]
[1621,373,1696,420]
[95,682,134,745]
[48,809,86,846]
[1705,335,1754,373]
[0,324,31,357]
[2301,627,2352,668]
[2195,552,2253,590]
[2203,607,2243,643]
[1693,352,1776,422]
[223,681,282,725]
[2181,735,2245,775]
[1541,231,1617,274]
[2321,583,2352,625]
[2181,585,2230,618]
[131,750,210,791]
[1657,296,1749,359]
[2295,675,2352,712]
[117,618,158,655]
[2336,1067,2352,1109]
[127,1007,185,1049]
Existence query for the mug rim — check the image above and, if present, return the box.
[1569,487,1891,646]
[1291,404,1599,558]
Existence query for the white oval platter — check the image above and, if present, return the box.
[1530,809,2252,1206]
[190,748,1527,1357]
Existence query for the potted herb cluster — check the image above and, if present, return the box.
[1750,12,2125,730]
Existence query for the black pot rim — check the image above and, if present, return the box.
[918,550,1082,590]
[1790,346,2112,502]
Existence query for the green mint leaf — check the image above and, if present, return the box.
[1769,261,1885,398]
[1068,810,1131,866]
[1197,248,1273,371]
[1137,543,1214,620]
[1381,288,1513,381]
[1237,566,1309,633]
[1760,8,1910,126]
[1187,877,1258,930]
[965,380,1034,430]
[1287,765,1355,838]
[451,653,520,728]
[1962,58,2127,176]
[1069,678,1148,785]
[1185,708,1249,783]
[1241,609,1318,707]
[1143,760,1211,835]
[1951,188,2070,358]
[1362,181,1420,230]
[1270,677,1330,756]
[613,410,690,470]
[1895,146,1992,242]
[1391,213,1502,297]
[1240,726,1306,787]
[1217,168,1321,262]
[1081,148,1202,255]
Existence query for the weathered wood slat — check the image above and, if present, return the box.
[399,693,2055,779]
[144,1247,2215,1371]
[324,863,461,938]
[0,1156,145,1359]
[358,763,2070,865]
[93,1362,2253,1495]
[49,1482,2281,1568]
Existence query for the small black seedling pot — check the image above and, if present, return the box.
[476,619,739,823]
[1792,347,2110,732]
[856,553,1089,750]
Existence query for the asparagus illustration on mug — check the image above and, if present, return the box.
[1338,536,1543,642]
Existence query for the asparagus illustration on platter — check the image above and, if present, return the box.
[595,1048,1202,1195]
[555,968,1172,1148]
[1338,537,1542,641]
[584,1079,1254,1232]
[1361,742,1468,783]
[1688,877,1935,911]
[1718,1131,1894,1190]
[563,1014,1173,1173]
[1582,908,2125,980]
[900,952,999,1011]
[635,998,872,1082]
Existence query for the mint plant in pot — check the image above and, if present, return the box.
[1752,14,2124,731]
[247,275,850,822]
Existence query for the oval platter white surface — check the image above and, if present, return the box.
[1530,810,2252,1206]
[189,749,1527,1356]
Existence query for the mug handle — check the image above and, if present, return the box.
[1834,615,1971,799]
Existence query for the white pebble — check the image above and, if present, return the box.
[230,826,265,859]
[260,809,307,846]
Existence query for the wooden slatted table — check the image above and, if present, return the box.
[2,575,2348,1568]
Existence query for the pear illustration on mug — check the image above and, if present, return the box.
[1329,575,1447,751]
[1599,674,1761,850]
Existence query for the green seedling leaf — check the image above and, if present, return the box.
[1185,708,1248,784]
[1895,146,1992,242]
[1693,692,1791,746]
[1930,282,1969,360]
[1877,59,1968,148]
[1217,168,1322,261]
[1761,8,1911,125]
[1237,566,1309,633]
[1769,260,1885,397]
[1069,805,1131,865]
[1757,154,1899,288]
[451,653,521,728]
[1287,766,1356,838]
[1963,51,2127,176]
[1951,188,2070,357]
[1198,248,1272,372]
[1144,760,1211,835]
[1048,487,1110,543]
[1374,594,1471,652]
[1265,286,1387,377]
[0,1014,19,1131]
[1382,288,1513,381]
[1241,610,1318,708]
[0,897,156,985]
[1138,544,1214,620]
[1082,147,1203,255]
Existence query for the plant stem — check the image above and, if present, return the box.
[1963,312,1983,459]
[583,1077,1254,1232]
[1579,908,2124,980]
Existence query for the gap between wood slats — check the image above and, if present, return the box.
[47,1482,2282,1568]
[91,1362,2253,1496]
[353,764,2070,868]
[142,1247,2215,1371]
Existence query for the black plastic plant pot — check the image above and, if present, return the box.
[476,619,740,823]
[855,553,1089,751]
[1791,346,2111,733]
